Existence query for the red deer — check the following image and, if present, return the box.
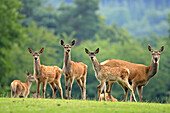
[11,72,35,98]
[101,45,164,102]
[85,48,137,102]
[28,48,63,99]
[100,93,118,102]
[61,40,87,100]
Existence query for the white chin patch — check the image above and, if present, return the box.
[154,61,158,63]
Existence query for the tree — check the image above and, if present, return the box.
[19,0,44,26]
[57,0,102,42]
[0,0,25,94]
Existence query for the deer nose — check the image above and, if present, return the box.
[91,56,94,59]
[35,57,37,60]
[155,58,158,62]
[67,49,70,52]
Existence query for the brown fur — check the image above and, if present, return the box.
[85,48,137,102]
[28,48,63,99]
[61,40,87,100]
[11,72,35,98]
[101,45,164,102]
[100,93,118,102]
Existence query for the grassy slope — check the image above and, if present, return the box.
[0,98,170,113]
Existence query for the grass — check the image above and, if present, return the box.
[0,98,170,113]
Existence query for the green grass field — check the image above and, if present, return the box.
[0,98,169,113]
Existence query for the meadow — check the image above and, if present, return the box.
[0,98,169,113]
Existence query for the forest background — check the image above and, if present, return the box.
[0,0,170,103]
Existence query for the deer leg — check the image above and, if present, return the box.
[23,94,27,98]
[76,79,83,100]
[129,83,137,102]
[15,85,22,98]
[118,81,128,102]
[37,80,41,98]
[97,84,101,101]
[42,80,47,98]
[15,90,21,98]
[55,80,63,99]
[137,86,143,102]
[65,77,69,99]
[24,91,29,98]
[11,89,14,98]
[81,76,86,100]
[107,81,114,101]
[68,77,74,99]
[50,82,57,99]
[98,82,105,101]
[103,83,107,101]
[122,87,128,102]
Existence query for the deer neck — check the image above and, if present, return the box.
[63,52,71,70]
[147,60,159,81]
[34,59,41,77]
[91,58,100,75]
[25,79,32,90]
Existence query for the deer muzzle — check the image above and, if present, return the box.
[35,57,38,60]
[154,57,158,63]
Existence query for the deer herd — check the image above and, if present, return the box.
[10,40,164,102]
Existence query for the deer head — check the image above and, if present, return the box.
[61,40,75,54]
[148,45,164,64]
[26,71,35,82]
[28,48,44,61]
[85,48,99,61]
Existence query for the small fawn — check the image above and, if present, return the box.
[11,72,35,98]
[85,48,137,102]
[28,48,63,99]
[61,40,87,100]
[100,93,118,102]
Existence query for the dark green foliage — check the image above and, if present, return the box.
[0,0,25,94]
[99,0,169,36]
[56,0,102,41]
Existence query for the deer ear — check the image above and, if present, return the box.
[159,46,164,52]
[39,48,44,54]
[28,48,33,54]
[26,71,30,76]
[70,40,75,46]
[148,45,153,52]
[85,48,90,54]
[61,40,64,46]
[95,48,99,54]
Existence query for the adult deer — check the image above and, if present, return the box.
[85,48,137,102]
[11,72,35,98]
[28,48,63,99]
[101,45,164,102]
[61,40,87,100]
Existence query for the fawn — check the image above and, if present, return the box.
[100,93,118,102]
[11,72,35,98]
[85,48,137,102]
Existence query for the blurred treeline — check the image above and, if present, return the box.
[0,0,169,103]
